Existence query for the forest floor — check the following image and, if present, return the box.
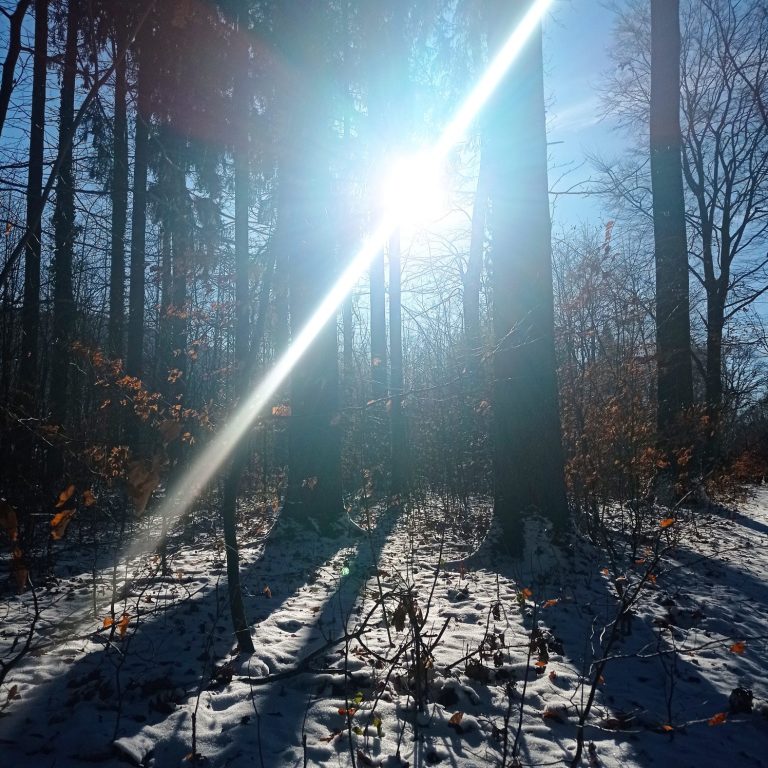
[1,486,768,767]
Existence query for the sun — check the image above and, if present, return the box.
[379,151,447,230]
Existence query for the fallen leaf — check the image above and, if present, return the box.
[263,586,272,599]
[542,598,559,608]
[535,660,548,668]
[521,587,533,599]
[117,613,130,638]
[661,724,674,732]
[660,518,675,528]
[103,616,114,629]
[601,568,610,576]
[449,711,464,726]
[55,484,76,508]
[729,641,746,654]
[708,712,727,726]
[82,489,96,507]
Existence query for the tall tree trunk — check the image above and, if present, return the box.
[221,25,255,654]
[464,146,489,357]
[280,1,342,531]
[49,0,78,430]
[19,0,48,410]
[486,0,568,552]
[0,0,30,140]
[109,31,129,360]
[650,0,694,464]
[389,229,407,495]
[126,43,150,379]
[370,251,387,399]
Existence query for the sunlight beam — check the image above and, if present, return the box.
[130,0,554,558]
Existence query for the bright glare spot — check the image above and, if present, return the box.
[122,0,555,563]
[380,152,446,229]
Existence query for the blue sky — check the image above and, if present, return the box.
[544,0,628,228]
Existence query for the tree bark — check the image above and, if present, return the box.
[109,29,129,360]
[280,1,342,530]
[389,229,407,495]
[49,0,78,429]
[126,40,150,379]
[486,0,568,552]
[650,0,693,459]
[0,0,31,140]
[19,0,48,409]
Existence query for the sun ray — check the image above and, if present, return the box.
[125,0,555,561]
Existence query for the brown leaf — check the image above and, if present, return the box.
[729,641,746,654]
[55,484,76,508]
[542,598,559,608]
[263,586,272,599]
[448,711,464,726]
[51,509,75,540]
[660,518,675,528]
[82,489,96,507]
[117,613,130,638]
[708,712,727,726]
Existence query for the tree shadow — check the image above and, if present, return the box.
[0,502,402,766]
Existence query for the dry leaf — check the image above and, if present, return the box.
[55,484,76,508]
[661,724,674,732]
[448,711,464,726]
[543,598,559,608]
[263,586,272,598]
[535,660,548,668]
[660,518,675,528]
[117,613,130,638]
[50,510,75,540]
[521,587,533,599]
[272,404,291,417]
[103,616,114,629]
[601,568,610,576]
[708,712,727,726]
[82,489,96,507]
[729,641,746,654]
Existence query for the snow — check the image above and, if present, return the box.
[2,489,768,767]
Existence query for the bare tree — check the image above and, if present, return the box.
[600,0,768,438]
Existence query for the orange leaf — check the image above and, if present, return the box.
[729,641,746,654]
[542,599,559,608]
[521,587,533,599]
[117,613,130,638]
[82,489,96,507]
[534,660,548,668]
[103,616,114,629]
[601,568,610,576]
[708,712,727,726]
[449,711,464,726]
[272,404,291,417]
[55,484,76,508]
[660,518,675,528]
[661,724,674,732]
[50,509,75,540]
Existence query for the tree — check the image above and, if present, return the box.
[278,1,342,530]
[485,0,568,551]
[49,0,79,430]
[108,4,130,360]
[19,0,48,411]
[649,0,693,468]
[601,0,768,443]
[0,0,30,140]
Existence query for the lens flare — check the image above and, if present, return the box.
[380,152,447,228]
[126,0,554,561]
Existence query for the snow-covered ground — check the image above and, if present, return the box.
[1,488,768,767]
